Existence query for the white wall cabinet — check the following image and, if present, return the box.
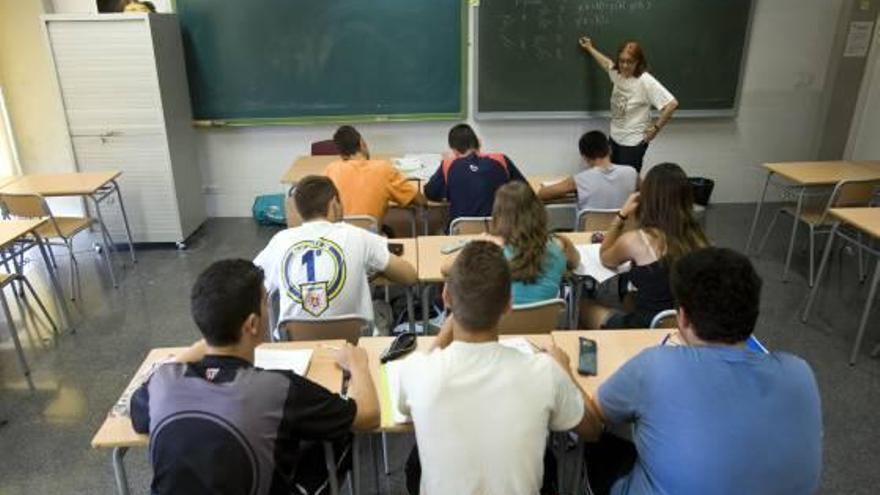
[42,13,204,244]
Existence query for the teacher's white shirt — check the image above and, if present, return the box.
[608,69,675,146]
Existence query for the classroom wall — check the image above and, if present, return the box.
[196,0,846,217]
[11,0,849,217]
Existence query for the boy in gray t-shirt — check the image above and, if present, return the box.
[537,130,637,210]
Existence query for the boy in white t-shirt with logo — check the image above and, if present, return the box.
[254,175,417,327]
[396,241,602,495]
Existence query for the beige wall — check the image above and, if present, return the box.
[0,0,75,175]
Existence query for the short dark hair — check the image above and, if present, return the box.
[447,241,511,330]
[448,124,480,154]
[190,259,265,347]
[139,1,156,11]
[293,175,339,220]
[671,247,762,344]
[578,131,610,160]
[333,125,362,157]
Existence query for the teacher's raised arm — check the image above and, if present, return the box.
[579,37,678,173]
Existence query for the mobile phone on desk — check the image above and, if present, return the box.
[388,242,404,256]
[577,337,598,376]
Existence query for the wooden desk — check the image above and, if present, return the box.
[360,334,556,431]
[0,219,73,334]
[804,207,880,364]
[0,170,136,270]
[91,341,346,495]
[551,330,663,394]
[745,161,880,284]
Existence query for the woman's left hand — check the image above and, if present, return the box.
[644,125,659,143]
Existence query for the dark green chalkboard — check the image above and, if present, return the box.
[176,0,466,124]
[477,0,753,116]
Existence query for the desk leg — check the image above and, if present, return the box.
[90,196,119,288]
[111,180,137,263]
[323,441,340,495]
[407,285,416,333]
[421,284,431,334]
[112,447,130,495]
[34,233,74,333]
[802,222,838,323]
[849,258,880,365]
[782,187,806,283]
[745,172,773,254]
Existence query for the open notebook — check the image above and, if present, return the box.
[254,348,313,376]
[380,337,540,426]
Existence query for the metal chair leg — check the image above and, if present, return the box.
[0,288,34,391]
[112,447,130,495]
[782,189,807,282]
[95,229,118,288]
[19,276,58,335]
[858,232,866,283]
[382,432,390,475]
[745,172,773,253]
[808,226,815,288]
[803,222,838,323]
[756,209,782,256]
[323,441,341,495]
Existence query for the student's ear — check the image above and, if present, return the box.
[243,313,262,342]
[441,285,453,311]
[676,307,695,344]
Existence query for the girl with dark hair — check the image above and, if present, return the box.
[578,37,679,173]
[580,163,708,329]
[491,181,580,305]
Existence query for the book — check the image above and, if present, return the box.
[254,348,313,376]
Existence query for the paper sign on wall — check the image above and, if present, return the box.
[844,21,875,58]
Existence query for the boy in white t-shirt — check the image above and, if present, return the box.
[397,241,602,495]
[538,130,638,212]
[254,175,417,326]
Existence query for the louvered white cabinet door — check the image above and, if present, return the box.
[45,18,163,135]
[72,133,184,243]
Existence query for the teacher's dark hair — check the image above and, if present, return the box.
[614,41,647,77]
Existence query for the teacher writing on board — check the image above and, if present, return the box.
[579,37,678,173]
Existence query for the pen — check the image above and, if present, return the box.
[660,333,671,346]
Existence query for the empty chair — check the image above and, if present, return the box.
[496,298,566,334]
[280,315,368,344]
[576,208,621,232]
[449,216,492,235]
[649,309,678,329]
[757,178,880,286]
[342,215,379,233]
[0,192,116,297]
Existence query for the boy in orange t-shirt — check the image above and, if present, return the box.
[324,126,425,221]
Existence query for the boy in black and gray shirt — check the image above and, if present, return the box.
[130,259,379,495]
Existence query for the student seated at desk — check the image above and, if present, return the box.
[580,162,708,329]
[130,259,380,495]
[255,176,417,326]
[399,241,602,495]
[537,130,638,210]
[424,123,527,227]
[585,247,822,495]
[324,125,426,222]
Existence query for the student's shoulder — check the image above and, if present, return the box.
[769,352,817,378]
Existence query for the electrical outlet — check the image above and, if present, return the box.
[202,185,220,194]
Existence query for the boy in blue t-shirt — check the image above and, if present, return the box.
[424,123,526,229]
[587,247,822,495]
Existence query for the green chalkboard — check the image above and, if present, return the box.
[477,0,753,116]
[175,0,466,124]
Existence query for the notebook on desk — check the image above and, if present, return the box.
[254,348,313,376]
[574,243,631,283]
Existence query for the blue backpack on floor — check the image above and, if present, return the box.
[252,193,287,226]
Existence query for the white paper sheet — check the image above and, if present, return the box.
[574,243,630,283]
[499,337,538,355]
[383,360,412,425]
[254,348,313,376]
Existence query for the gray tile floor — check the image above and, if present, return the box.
[0,204,878,494]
